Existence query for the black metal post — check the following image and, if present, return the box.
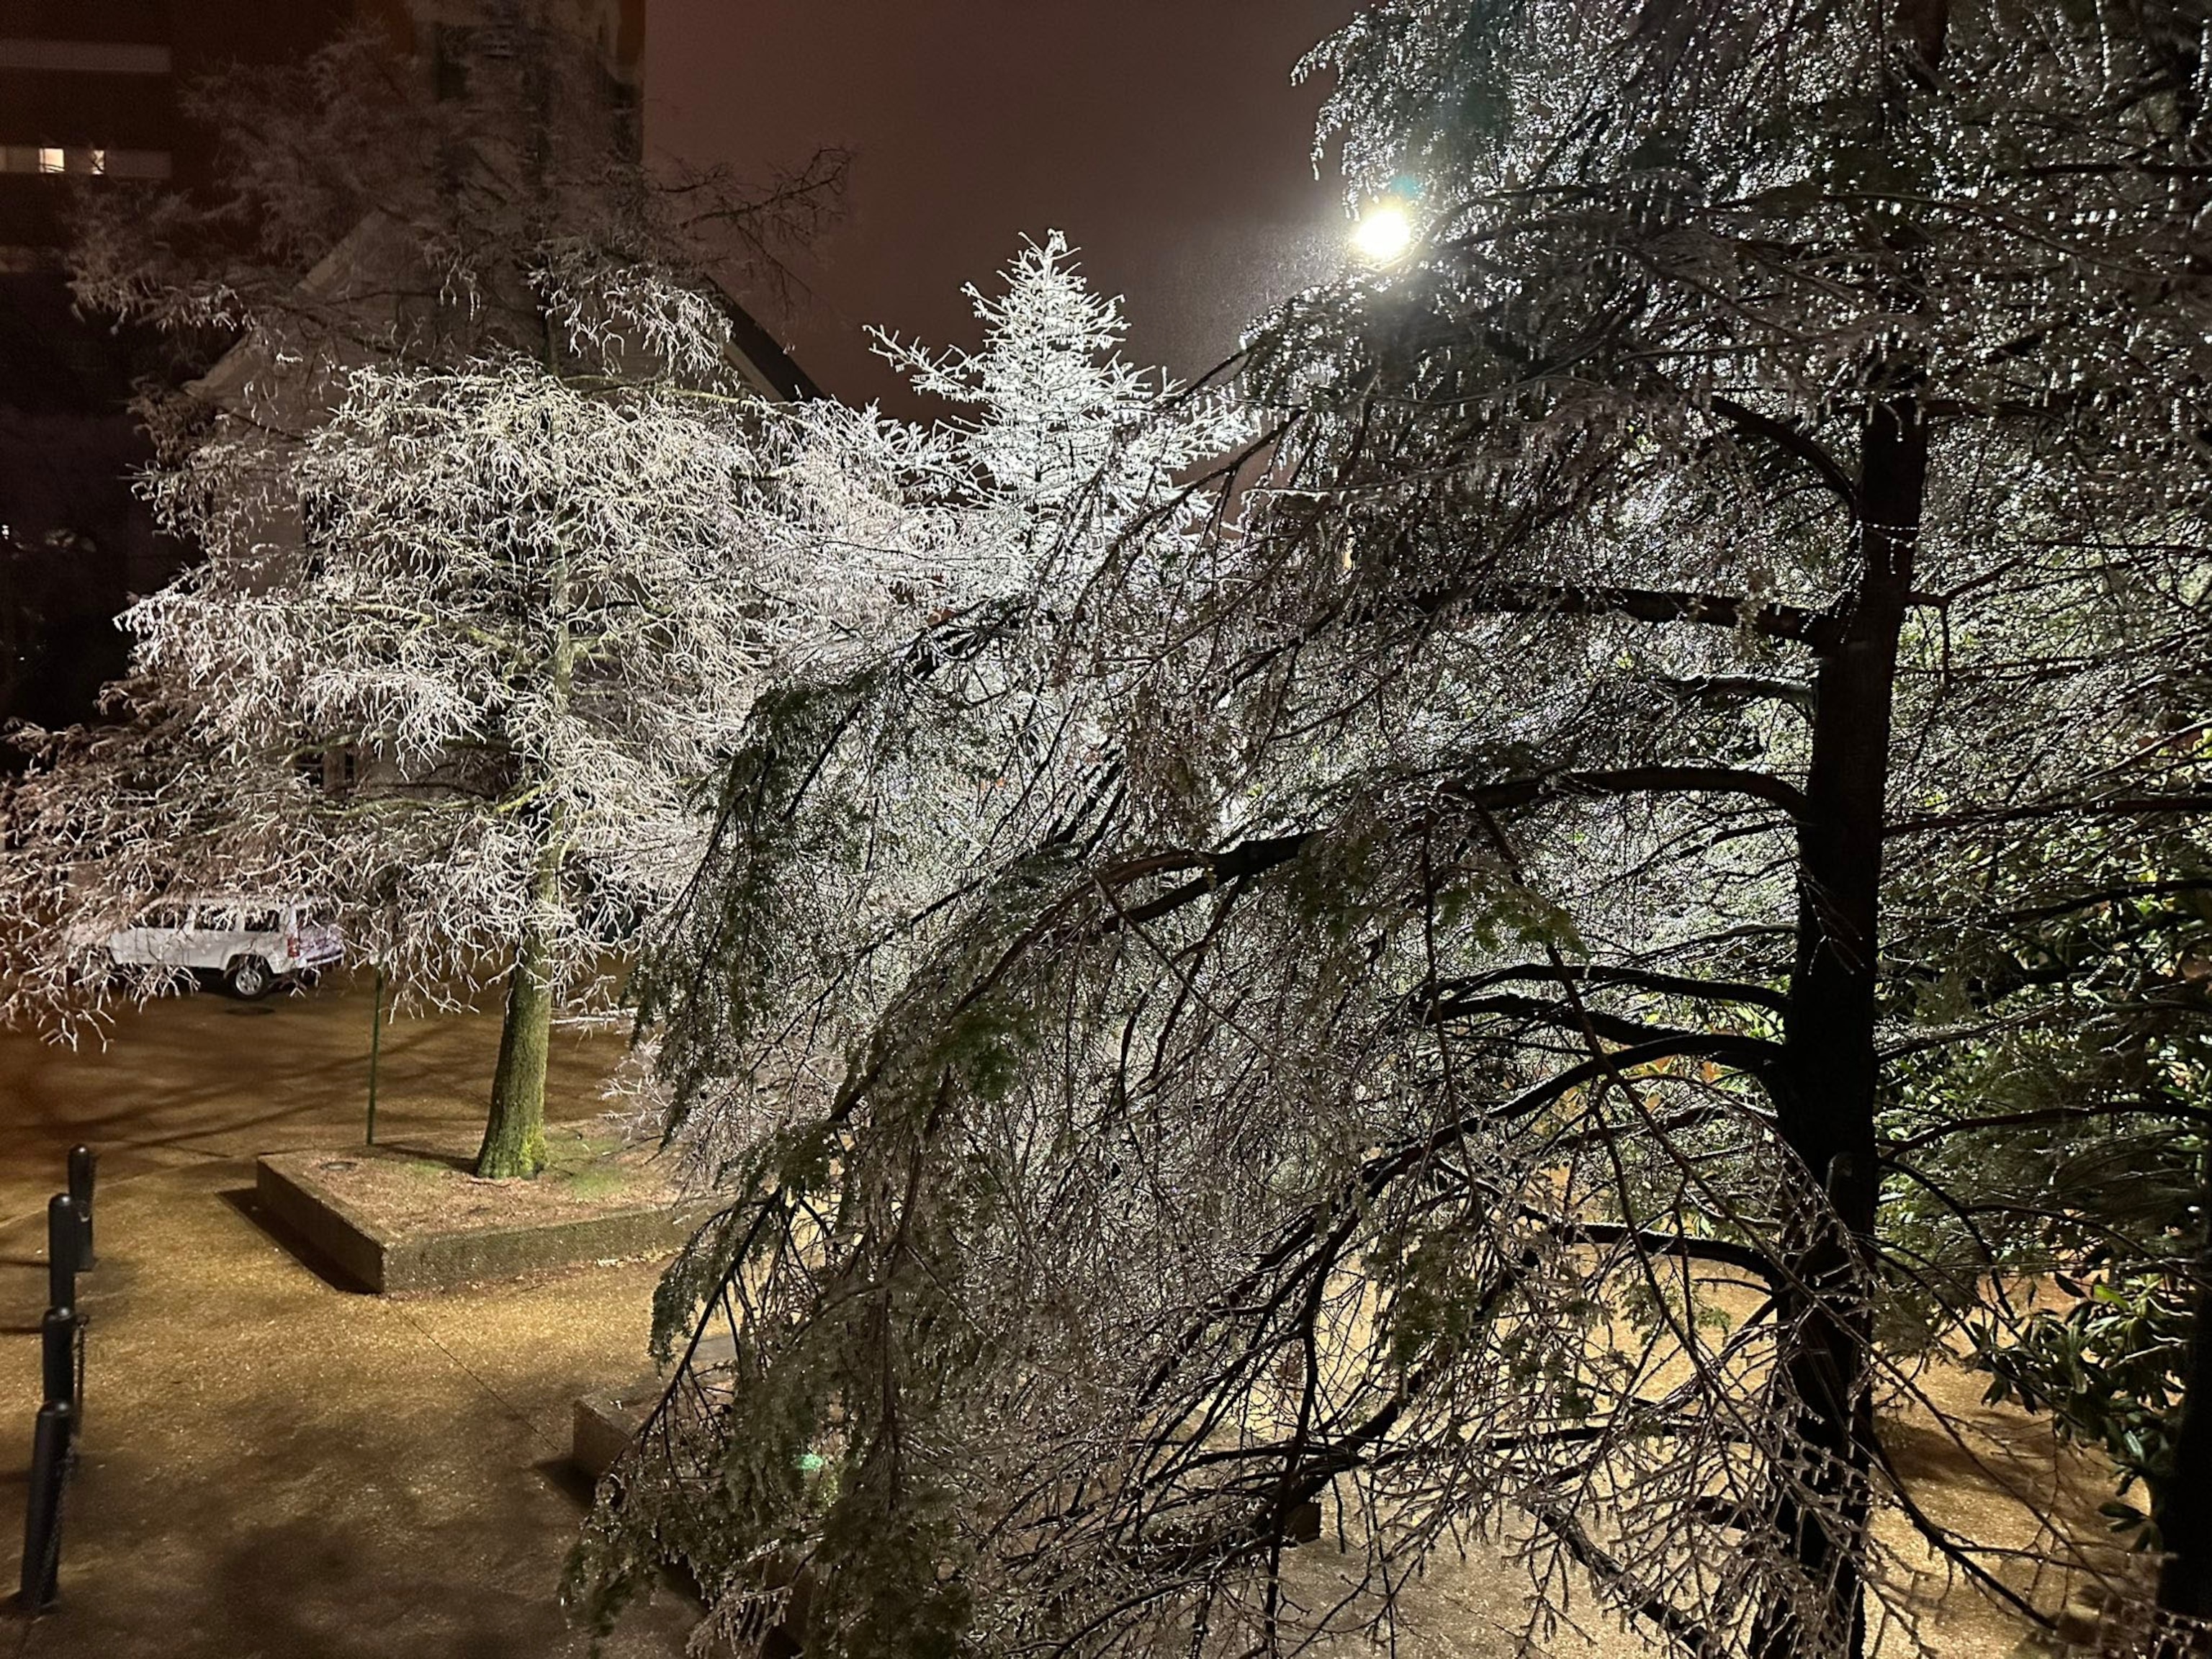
[40,1308,73,1412]
[18,1399,70,1609]
[40,1305,78,1449]
[45,1195,75,1316]
[66,1146,94,1270]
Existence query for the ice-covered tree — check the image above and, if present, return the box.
[620,232,1245,1185]
[575,1,2212,1655]
[565,238,1244,1645]
[0,9,879,1177]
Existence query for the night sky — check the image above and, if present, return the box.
[645,0,1361,413]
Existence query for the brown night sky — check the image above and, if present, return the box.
[644,0,1362,413]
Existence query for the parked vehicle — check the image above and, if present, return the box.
[71,896,345,999]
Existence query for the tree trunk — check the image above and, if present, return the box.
[1750,3,1948,1644]
[1755,390,1924,1659]
[477,526,572,1181]
[476,853,559,1179]
[2157,1204,2212,1630]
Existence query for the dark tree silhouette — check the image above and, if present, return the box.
[575,1,2212,1655]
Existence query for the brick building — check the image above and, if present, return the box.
[0,0,786,743]
[0,1,361,250]
[0,2,359,734]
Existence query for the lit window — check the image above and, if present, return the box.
[1,146,169,178]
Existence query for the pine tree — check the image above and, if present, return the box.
[568,236,1242,1648]
[577,0,2212,1654]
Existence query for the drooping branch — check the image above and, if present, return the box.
[1709,395,1862,511]
[1447,961,1789,1012]
[1886,794,2212,837]
[1417,579,1842,649]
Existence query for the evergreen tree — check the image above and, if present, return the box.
[1883,819,2212,1620]
[579,0,2212,1654]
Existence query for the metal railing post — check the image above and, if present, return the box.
[22,1156,94,1609]
[66,1146,94,1270]
[18,1400,71,1609]
[45,1194,75,1318]
[40,1308,73,1414]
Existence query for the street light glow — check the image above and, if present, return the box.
[1352,202,1414,263]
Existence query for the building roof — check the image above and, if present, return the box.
[714,287,820,403]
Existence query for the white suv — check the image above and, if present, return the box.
[76,896,346,999]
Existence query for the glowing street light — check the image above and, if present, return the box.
[1352,201,1415,264]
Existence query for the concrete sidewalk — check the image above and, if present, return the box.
[0,978,2098,1659]
[0,980,697,1657]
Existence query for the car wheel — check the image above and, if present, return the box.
[224,956,273,999]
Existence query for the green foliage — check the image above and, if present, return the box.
[1875,817,2212,1563]
[1876,829,2211,1277]
[631,668,894,1125]
[811,1465,974,1659]
[1971,1269,2197,1545]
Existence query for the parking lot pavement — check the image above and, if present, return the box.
[0,979,698,1657]
[0,979,2099,1659]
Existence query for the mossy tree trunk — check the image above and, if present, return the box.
[477,526,572,1182]
[477,845,561,1179]
[477,938,552,1177]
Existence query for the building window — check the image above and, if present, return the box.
[1,146,168,178]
